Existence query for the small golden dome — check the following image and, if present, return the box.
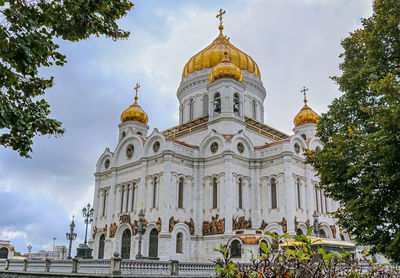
[294,95,318,127]
[209,50,243,83]
[182,28,261,80]
[121,84,148,125]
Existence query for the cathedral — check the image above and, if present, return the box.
[89,12,348,262]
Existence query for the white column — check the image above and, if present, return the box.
[223,154,233,234]
[283,155,296,235]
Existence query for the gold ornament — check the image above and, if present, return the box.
[120,83,148,124]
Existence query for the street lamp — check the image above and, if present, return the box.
[66,215,77,259]
[60,246,67,260]
[27,244,32,259]
[82,203,94,246]
[313,209,320,237]
[76,203,94,259]
[135,204,147,259]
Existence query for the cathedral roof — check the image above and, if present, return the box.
[181,24,261,80]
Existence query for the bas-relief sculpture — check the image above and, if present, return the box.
[202,215,225,236]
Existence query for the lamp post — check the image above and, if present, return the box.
[60,246,67,260]
[313,209,320,237]
[135,205,147,259]
[27,244,32,259]
[76,203,94,259]
[82,203,94,246]
[53,237,56,252]
[66,215,77,259]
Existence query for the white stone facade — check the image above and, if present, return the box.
[89,49,347,264]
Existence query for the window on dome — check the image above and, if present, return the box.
[271,178,277,209]
[214,93,221,114]
[203,95,209,115]
[233,93,240,116]
[189,98,194,120]
[212,177,218,209]
[178,178,184,209]
[252,100,257,119]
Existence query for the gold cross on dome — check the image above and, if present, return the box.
[301,86,308,103]
[216,9,226,25]
[134,83,140,101]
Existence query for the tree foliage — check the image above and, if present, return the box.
[0,0,134,157]
[214,231,398,277]
[306,0,400,263]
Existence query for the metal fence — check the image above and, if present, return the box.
[0,258,216,276]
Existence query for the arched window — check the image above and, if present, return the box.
[121,229,131,259]
[324,194,328,213]
[131,184,136,211]
[189,98,194,120]
[271,178,277,209]
[297,178,301,209]
[0,247,8,259]
[125,185,130,212]
[203,95,209,115]
[231,240,242,258]
[120,186,125,213]
[320,190,324,213]
[315,189,320,212]
[259,240,268,255]
[176,232,183,253]
[233,93,240,116]
[214,93,221,114]
[319,229,326,238]
[212,177,218,209]
[149,228,159,258]
[178,178,184,209]
[252,100,257,119]
[152,177,157,208]
[98,234,105,259]
[102,190,107,217]
[296,228,303,236]
[238,178,243,209]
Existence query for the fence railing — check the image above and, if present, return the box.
[0,257,216,276]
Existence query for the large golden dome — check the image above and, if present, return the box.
[121,85,148,125]
[209,50,243,83]
[293,98,318,127]
[182,25,261,80]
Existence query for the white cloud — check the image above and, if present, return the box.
[1,228,27,241]
[0,0,375,253]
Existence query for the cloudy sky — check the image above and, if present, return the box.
[0,0,373,255]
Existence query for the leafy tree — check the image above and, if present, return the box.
[0,0,134,157]
[306,0,400,263]
[213,230,398,277]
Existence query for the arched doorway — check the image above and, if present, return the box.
[0,247,8,259]
[149,228,159,258]
[121,229,131,259]
[98,234,105,259]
